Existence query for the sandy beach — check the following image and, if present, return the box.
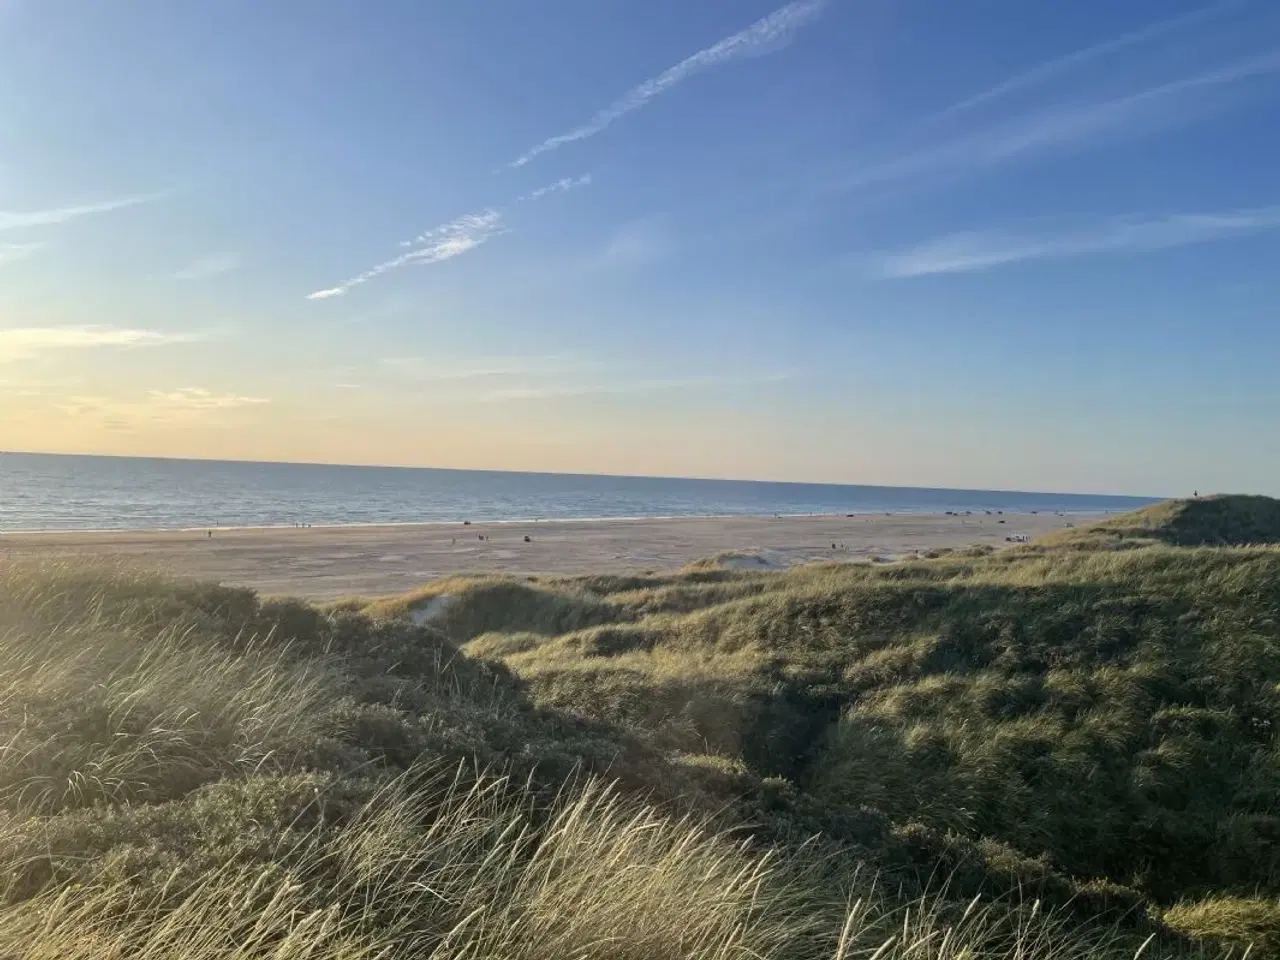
[0,512,1097,599]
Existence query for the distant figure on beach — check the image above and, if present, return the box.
[524,535,531,543]
[207,530,212,539]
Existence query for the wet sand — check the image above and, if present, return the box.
[0,512,1096,599]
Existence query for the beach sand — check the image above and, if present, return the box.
[0,512,1097,600]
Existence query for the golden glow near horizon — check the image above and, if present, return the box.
[0,323,1266,496]
[0,368,1191,495]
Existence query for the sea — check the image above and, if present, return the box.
[0,452,1159,533]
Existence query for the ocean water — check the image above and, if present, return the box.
[0,452,1158,532]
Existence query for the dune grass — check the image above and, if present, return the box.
[1036,494,1280,549]
[3,497,1279,957]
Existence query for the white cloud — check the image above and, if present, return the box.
[174,252,240,281]
[308,167,594,303]
[838,49,1280,194]
[380,354,584,381]
[307,286,347,301]
[307,210,503,300]
[0,241,46,267]
[0,325,204,362]
[482,371,791,401]
[397,210,504,249]
[600,216,675,267]
[880,206,1280,277]
[0,374,82,397]
[56,388,270,428]
[147,387,269,409]
[0,194,157,231]
[508,0,826,167]
[519,173,593,202]
[935,1,1236,119]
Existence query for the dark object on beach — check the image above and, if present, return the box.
[846,513,855,517]
[478,534,484,541]
[524,535,532,543]
[463,520,471,526]
[207,530,212,539]
[998,519,1006,524]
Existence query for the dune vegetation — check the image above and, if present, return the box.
[1,495,1279,958]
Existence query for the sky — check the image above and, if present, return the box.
[2,0,1279,496]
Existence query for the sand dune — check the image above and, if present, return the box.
[0,512,1096,599]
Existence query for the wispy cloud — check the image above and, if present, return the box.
[148,387,269,409]
[880,205,1280,277]
[519,173,593,202]
[935,0,1240,119]
[0,325,204,362]
[0,374,83,397]
[57,388,269,428]
[482,371,792,401]
[508,0,826,167]
[308,210,504,300]
[379,354,585,381]
[174,252,240,281]
[598,215,676,268]
[308,170,595,301]
[0,241,45,267]
[397,210,504,249]
[0,194,157,231]
[838,47,1280,194]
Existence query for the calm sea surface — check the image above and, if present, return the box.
[0,453,1158,532]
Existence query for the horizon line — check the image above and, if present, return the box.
[0,448,1163,501]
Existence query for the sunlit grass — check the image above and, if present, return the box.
[2,493,1277,958]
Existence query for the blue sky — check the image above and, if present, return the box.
[2,0,1278,495]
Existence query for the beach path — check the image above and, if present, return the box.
[0,512,1094,599]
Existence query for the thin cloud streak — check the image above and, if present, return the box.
[508,0,826,167]
[308,170,593,300]
[881,206,1280,277]
[148,387,269,409]
[174,252,240,281]
[838,49,1280,194]
[308,210,504,300]
[0,325,204,362]
[936,0,1241,119]
[380,354,586,381]
[56,388,270,428]
[0,241,45,267]
[482,371,792,401]
[0,194,158,231]
[519,173,593,202]
[398,210,504,249]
